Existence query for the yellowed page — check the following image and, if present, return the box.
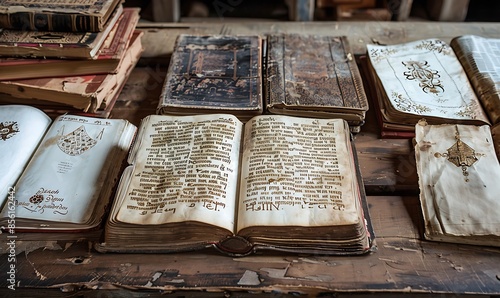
[115,114,242,232]
[237,116,359,231]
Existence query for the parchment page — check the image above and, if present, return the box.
[0,105,51,205]
[415,122,500,238]
[115,114,242,232]
[4,115,132,223]
[237,116,359,231]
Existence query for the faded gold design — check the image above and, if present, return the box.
[415,39,452,55]
[455,102,476,119]
[369,48,398,63]
[434,127,483,182]
[391,92,432,114]
[403,61,444,95]
[0,121,19,141]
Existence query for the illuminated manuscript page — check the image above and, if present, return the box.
[115,114,242,232]
[237,116,359,231]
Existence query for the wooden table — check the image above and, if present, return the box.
[1,21,500,297]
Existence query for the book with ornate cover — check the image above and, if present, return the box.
[0,29,143,113]
[0,0,122,32]
[0,105,137,232]
[414,120,500,247]
[97,114,374,256]
[365,38,491,138]
[451,35,500,125]
[266,34,369,132]
[157,35,263,122]
[0,7,139,81]
[0,5,123,59]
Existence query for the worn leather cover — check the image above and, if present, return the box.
[266,34,368,123]
[158,35,263,120]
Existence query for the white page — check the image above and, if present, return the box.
[0,105,51,206]
[6,115,132,224]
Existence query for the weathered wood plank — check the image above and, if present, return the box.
[136,21,500,58]
[1,196,499,296]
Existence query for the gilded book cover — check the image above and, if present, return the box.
[0,0,122,32]
[266,34,368,124]
[158,35,263,121]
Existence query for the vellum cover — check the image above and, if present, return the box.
[415,120,500,247]
[367,39,490,127]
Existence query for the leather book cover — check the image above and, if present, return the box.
[266,34,368,116]
[0,7,140,80]
[0,5,123,59]
[158,34,263,118]
[0,0,122,32]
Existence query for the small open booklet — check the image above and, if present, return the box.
[97,114,374,256]
[0,105,136,232]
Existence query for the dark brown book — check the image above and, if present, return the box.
[266,34,369,132]
[157,35,263,122]
[0,0,122,32]
[0,5,123,59]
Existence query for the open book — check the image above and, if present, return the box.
[365,37,495,138]
[414,120,500,247]
[98,114,374,256]
[0,105,136,232]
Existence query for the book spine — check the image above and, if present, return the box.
[0,11,101,32]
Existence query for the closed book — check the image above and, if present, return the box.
[0,0,122,32]
[158,34,263,122]
[266,34,369,132]
[0,5,123,59]
[0,30,144,113]
[0,7,139,81]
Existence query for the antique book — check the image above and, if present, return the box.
[158,35,263,122]
[0,5,123,59]
[266,34,369,133]
[414,120,500,247]
[366,38,491,138]
[0,105,137,232]
[0,29,143,113]
[0,7,140,81]
[451,35,500,125]
[0,0,122,32]
[97,114,374,256]
[492,123,500,160]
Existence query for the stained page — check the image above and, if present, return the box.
[237,116,360,231]
[114,114,242,232]
[3,115,135,224]
[367,39,489,122]
[415,121,500,244]
[0,105,51,206]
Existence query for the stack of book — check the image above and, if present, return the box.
[0,1,143,118]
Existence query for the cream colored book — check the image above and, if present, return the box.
[415,120,500,247]
[366,38,491,136]
[98,114,374,256]
[0,105,136,232]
